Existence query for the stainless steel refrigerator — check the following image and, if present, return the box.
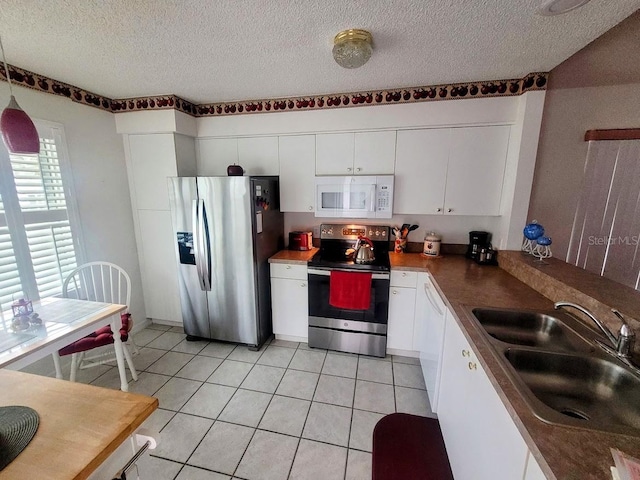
[168,176,284,349]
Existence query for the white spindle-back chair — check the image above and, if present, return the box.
[52,262,138,385]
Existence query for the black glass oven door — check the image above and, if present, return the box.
[307,268,390,324]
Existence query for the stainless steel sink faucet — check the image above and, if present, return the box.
[554,302,636,359]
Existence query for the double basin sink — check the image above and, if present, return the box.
[466,306,640,436]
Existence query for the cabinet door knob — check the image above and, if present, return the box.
[436,208,442,212]
[301,283,306,287]
[347,167,352,172]
[468,361,477,371]
[286,265,291,269]
[447,208,452,213]
[308,206,313,211]
[402,273,407,277]
[392,290,398,295]
[461,349,470,357]
[356,167,362,172]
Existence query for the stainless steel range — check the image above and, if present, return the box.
[307,223,390,357]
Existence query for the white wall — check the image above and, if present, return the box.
[529,82,640,259]
[528,11,640,260]
[7,86,146,324]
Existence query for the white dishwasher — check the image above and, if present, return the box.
[414,271,447,411]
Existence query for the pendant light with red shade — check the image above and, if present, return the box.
[0,35,39,155]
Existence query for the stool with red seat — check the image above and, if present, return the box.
[372,413,454,480]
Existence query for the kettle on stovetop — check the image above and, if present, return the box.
[354,236,375,264]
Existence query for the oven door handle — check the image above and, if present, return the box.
[307,268,390,280]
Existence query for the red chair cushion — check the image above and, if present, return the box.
[58,313,131,356]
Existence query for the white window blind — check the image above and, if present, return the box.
[0,123,82,311]
[0,194,24,309]
[568,139,640,290]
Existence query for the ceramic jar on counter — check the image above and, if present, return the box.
[423,232,441,257]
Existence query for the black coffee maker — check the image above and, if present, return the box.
[466,231,490,260]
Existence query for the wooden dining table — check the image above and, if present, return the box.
[0,296,131,391]
[0,369,158,480]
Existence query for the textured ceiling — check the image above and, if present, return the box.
[0,0,638,104]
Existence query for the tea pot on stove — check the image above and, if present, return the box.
[354,236,375,264]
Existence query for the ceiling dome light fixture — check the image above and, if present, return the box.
[537,0,591,16]
[0,35,39,155]
[332,29,373,69]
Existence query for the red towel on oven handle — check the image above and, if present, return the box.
[329,270,373,310]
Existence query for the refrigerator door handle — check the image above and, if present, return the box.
[200,201,212,291]
[192,199,206,291]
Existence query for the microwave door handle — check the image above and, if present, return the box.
[192,199,206,291]
[371,184,377,212]
[342,184,350,211]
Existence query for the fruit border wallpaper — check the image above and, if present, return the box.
[0,63,548,118]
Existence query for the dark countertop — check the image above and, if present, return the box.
[390,252,640,479]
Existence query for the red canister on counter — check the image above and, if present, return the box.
[289,231,313,251]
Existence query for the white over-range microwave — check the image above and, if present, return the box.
[315,175,394,218]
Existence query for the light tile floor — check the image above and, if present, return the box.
[22,324,436,480]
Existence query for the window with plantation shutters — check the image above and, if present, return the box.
[0,121,83,311]
[0,194,24,310]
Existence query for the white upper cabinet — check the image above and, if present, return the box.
[237,136,279,175]
[394,129,450,215]
[316,131,395,175]
[197,136,279,176]
[316,133,354,175]
[354,131,396,175]
[197,138,238,176]
[444,125,510,216]
[394,125,510,216]
[279,135,316,212]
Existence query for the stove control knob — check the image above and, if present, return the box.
[369,230,374,236]
[381,230,386,236]
[328,229,333,235]
[375,231,380,236]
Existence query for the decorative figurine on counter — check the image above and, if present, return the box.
[10,297,42,330]
[533,235,553,260]
[393,224,418,253]
[522,220,552,260]
[11,297,33,317]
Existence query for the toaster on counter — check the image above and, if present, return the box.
[289,231,313,251]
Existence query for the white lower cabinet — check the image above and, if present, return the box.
[387,270,418,351]
[524,452,547,480]
[387,286,417,351]
[437,309,529,480]
[270,263,308,339]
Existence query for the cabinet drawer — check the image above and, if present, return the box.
[390,270,417,288]
[270,263,308,280]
